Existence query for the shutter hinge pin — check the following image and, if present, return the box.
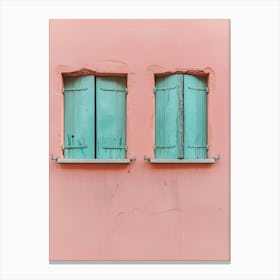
[213,155,220,161]
[129,157,136,162]
[50,154,58,161]
[144,155,151,161]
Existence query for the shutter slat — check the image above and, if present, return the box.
[155,75,183,159]
[184,75,207,159]
[63,75,95,159]
[96,76,126,159]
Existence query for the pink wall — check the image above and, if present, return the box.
[49,19,230,261]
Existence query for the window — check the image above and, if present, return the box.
[153,74,214,163]
[59,75,129,163]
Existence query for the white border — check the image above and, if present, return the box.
[1,0,279,279]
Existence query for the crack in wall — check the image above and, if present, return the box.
[116,207,141,217]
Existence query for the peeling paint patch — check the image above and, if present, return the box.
[61,67,128,77]
[154,68,210,77]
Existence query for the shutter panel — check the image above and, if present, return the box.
[96,76,127,159]
[63,75,95,159]
[184,75,207,159]
[155,74,183,159]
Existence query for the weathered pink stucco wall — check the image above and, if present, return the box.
[49,19,230,261]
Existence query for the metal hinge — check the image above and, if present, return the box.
[62,144,88,150]
[154,86,177,93]
[188,144,209,151]
[187,86,208,93]
[154,145,176,150]
[100,88,128,93]
[62,87,88,93]
[102,145,128,151]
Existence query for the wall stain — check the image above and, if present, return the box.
[111,184,119,199]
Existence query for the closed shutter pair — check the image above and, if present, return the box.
[63,75,127,159]
[155,74,208,159]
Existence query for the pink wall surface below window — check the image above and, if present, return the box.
[49,19,230,261]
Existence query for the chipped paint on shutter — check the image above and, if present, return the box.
[96,76,127,159]
[63,75,95,159]
[184,74,207,159]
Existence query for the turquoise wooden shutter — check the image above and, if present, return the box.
[63,75,95,159]
[96,76,127,159]
[155,74,184,159]
[184,75,207,159]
